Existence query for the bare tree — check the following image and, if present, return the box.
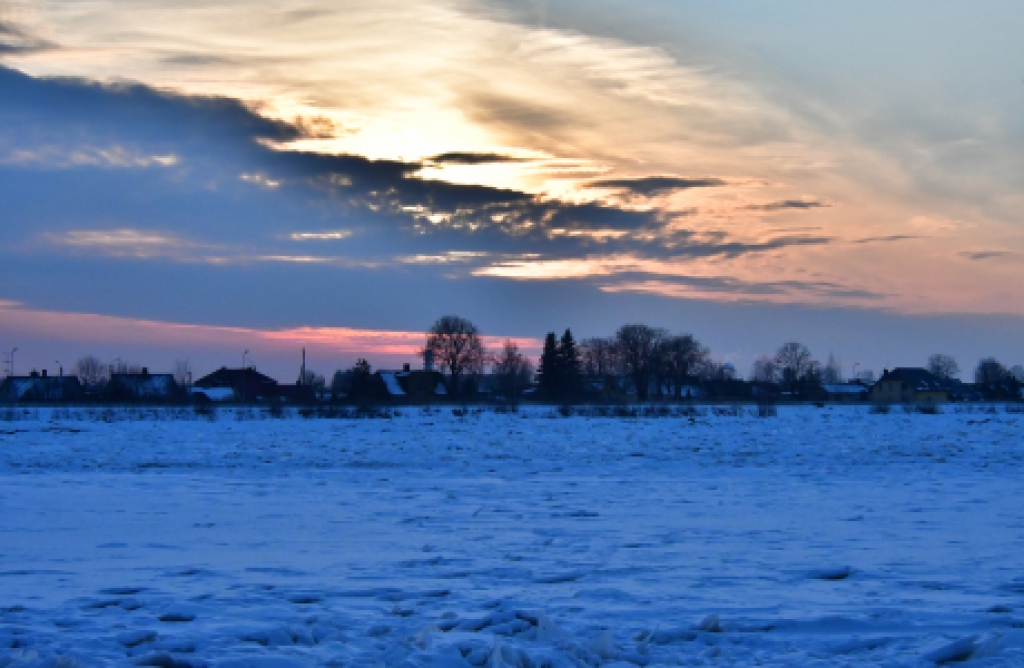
[76,355,108,390]
[927,354,960,380]
[615,324,666,401]
[975,357,1008,384]
[425,315,486,396]
[658,334,708,399]
[1010,365,1024,383]
[775,342,815,389]
[750,356,779,383]
[580,337,618,377]
[492,339,534,407]
[173,360,192,386]
[822,353,843,384]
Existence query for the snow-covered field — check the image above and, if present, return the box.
[2,405,1024,667]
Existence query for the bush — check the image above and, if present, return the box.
[869,402,892,414]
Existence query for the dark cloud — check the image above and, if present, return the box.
[427,152,530,165]
[959,250,1012,261]
[160,54,237,67]
[589,176,727,196]
[852,235,917,244]
[0,20,55,54]
[742,199,831,212]
[0,64,847,331]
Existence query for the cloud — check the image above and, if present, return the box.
[958,251,1015,261]
[289,230,353,241]
[0,20,54,54]
[601,277,888,306]
[741,199,831,212]
[588,176,726,196]
[427,152,531,165]
[396,251,491,264]
[852,235,917,245]
[0,301,541,367]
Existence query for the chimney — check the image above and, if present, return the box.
[30,370,39,378]
[141,367,149,376]
[41,369,48,378]
[403,363,411,372]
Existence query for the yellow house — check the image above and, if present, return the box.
[870,368,949,404]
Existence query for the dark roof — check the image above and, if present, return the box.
[878,367,947,391]
[108,373,179,398]
[194,367,278,388]
[2,375,82,401]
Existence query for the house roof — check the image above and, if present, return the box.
[823,383,868,394]
[2,376,82,400]
[878,367,947,391]
[109,373,178,397]
[194,367,278,388]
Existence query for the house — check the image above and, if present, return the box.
[1,371,82,402]
[106,369,180,402]
[870,368,949,404]
[376,364,449,401]
[193,367,278,402]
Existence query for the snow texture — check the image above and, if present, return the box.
[1,404,1024,667]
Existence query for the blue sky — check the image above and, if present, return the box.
[1,1,1023,380]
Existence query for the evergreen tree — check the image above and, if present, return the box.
[538,332,561,400]
[557,328,581,401]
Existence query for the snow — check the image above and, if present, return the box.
[380,372,406,396]
[1,404,1023,667]
[189,387,236,402]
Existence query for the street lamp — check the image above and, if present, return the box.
[7,347,16,377]
[242,349,249,370]
[852,362,860,381]
[56,360,63,377]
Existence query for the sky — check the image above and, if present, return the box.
[1,0,1023,380]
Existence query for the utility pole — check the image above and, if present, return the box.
[242,349,249,404]
[5,347,17,378]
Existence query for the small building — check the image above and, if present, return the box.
[1,371,82,402]
[376,364,449,401]
[194,367,278,402]
[870,368,949,404]
[107,369,180,402]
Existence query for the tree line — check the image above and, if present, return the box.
[50,315,1024,403]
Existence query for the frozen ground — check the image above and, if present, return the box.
[2,404,1024,667]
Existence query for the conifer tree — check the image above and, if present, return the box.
[557,328,581,401]
[538,332,561,400]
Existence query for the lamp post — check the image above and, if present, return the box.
[852,362,860,381]
[242,350,250,404]
[56,360,63,377]
[7,347,16,378]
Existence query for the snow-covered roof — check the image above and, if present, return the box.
[379,372,406,396]
[189,387,236,402]
[823,384,867,394]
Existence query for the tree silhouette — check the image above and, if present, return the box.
[425,315,485,397]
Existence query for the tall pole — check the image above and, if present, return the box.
[240,352,248,403]
[8,347,16,378]
[56,360,62,377]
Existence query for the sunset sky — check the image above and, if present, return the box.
[2,1,1023,379]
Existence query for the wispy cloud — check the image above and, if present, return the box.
[588,176,727,197]
[741,198,831,212]
[289,230,353,241]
